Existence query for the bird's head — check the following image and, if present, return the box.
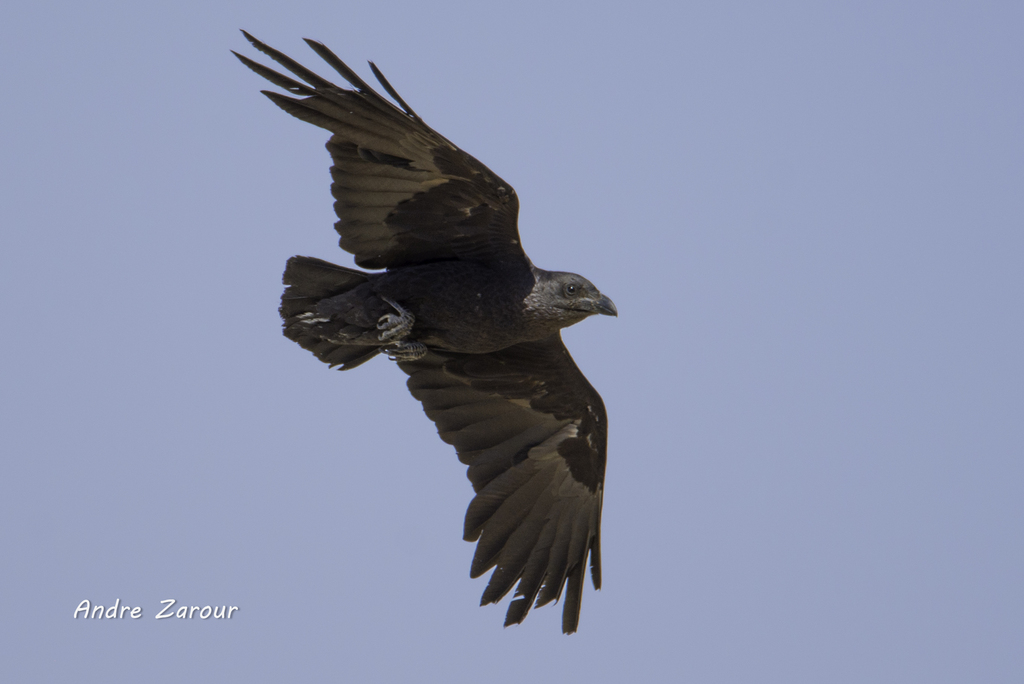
[524,269,617,327]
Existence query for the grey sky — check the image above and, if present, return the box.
[2,1,1021,681]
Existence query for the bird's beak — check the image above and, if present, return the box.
[594,294,618,317]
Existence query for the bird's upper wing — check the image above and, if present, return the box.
[234,32,526,270]
[398,334,606,634]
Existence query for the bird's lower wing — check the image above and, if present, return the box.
[398,334,607,633]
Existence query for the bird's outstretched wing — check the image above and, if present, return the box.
[234,32,525,270]
[398,334,606,633]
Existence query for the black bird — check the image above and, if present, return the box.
[235,32,616,634]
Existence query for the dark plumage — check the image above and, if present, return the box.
[236,32,616,634]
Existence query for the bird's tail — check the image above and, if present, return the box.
[280,256,382,370]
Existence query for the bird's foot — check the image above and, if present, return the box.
[383,341,427,363]
[377,296,415,342]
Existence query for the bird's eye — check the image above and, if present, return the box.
[564,283,578,297]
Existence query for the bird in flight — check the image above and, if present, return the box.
[235,31,616,634]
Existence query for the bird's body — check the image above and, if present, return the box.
[377,260,538,352]
[237,31,616,633]
[284,257,612,361]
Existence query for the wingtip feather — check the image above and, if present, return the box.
[369,61,421,121]
[560,563,585,634]
[302,37,375,93]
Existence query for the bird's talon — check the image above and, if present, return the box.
[384,341,427,362]
[377,296,415,342]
